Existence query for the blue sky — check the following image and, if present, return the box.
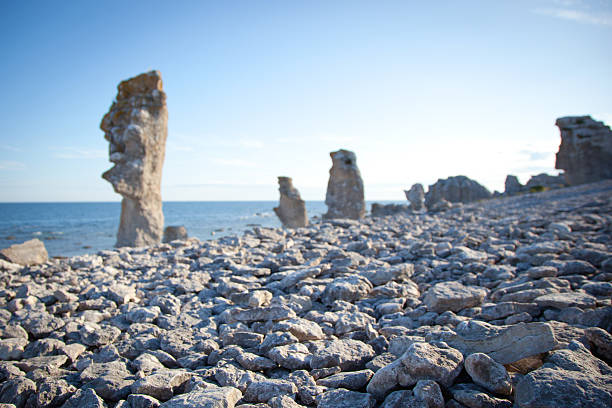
[0,0,610,202]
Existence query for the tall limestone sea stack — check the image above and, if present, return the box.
[273,176,308,228]
[101,71,168,248]
[555,116,612,186]
[324,149,365,220]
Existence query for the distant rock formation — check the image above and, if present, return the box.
[371,203,409,217]
[163,226,188,243]
[324,149,365,220]
[404,183,425,211]
[425,176,492,208]
[0,239,48,266]
[556,116,612,185]
[504,175,523,195]
[101,71,168,248]
[525,173,566,190]
[273,177,308,228]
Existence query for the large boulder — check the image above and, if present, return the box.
[555,115,612,185]
[163,226,188,243]
[273,177,308,228]
[0,239,47,266]
[425,175,491,208]
[404,183,425,211]
[323,149,365,220]
[101,70,168,248]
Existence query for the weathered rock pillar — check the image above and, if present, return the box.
[273,177,308,228]
[101,71,168,247]
[323,149,365,220]
[555,116,612,185]
[405,183,425,211]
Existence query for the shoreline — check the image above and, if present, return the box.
[0,180,611,407]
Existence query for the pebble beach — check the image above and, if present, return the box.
[1,180,611,408]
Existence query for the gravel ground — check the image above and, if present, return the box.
[1,180,611,408]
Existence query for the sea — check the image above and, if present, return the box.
[0,201,393,258]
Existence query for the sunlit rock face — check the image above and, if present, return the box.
[425,175,491,208]
[323,149,365,220]
[405,183,425,211]
[555,116,612,186]
[101,71,167,248]
[274,177,308,228]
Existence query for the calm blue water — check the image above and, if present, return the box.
[0,201,334,258]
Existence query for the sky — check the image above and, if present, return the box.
[0,0,610,202]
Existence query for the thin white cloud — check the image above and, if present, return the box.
[0,145,22,152]
[0,161,26,170]
[534,7,612,26]
[237,139,264,149]
[212,158,257,167]
[51,147,107,159]
[166,140,195,153]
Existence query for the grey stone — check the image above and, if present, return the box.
[159,386,242,408]
[367,342,463,400]
[309,339,375,371]
[128,394,161,408]
[317,388,376,408]
[450,383,512,408]
[321,275,373,305]
[515,341,612,408]
[435,320,557,365]
[316,369,374,390]
[534,292,597,309]
[27,378,76,408]
[0,239,48,266]
[131,370,193,401]
[60,388,105,408]
[243,379,297,402]
[0,338,28,360]
[0,377,36,408]
[423,281,486,313]
[163,226,188,243]
[464,353,512,395]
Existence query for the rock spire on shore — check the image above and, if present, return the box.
[324,149,365,220]
[556,115,612,186]
[274,177,308,228]
[101,70,168,248]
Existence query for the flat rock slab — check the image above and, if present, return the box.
[534,292,597,309]
[423,281,487,313]
[435,320,557,365]
[0,239,48,266]
[317,388,376,408]
[515,341,612,408]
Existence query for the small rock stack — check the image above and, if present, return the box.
[274,177,308,228]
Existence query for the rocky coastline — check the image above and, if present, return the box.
[0,180,611,407]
